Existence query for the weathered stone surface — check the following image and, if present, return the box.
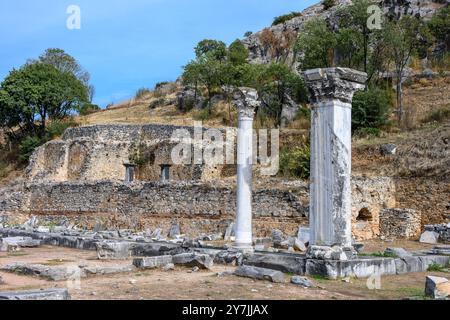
[425,276,450,300]
[83,264,135,275]
[223,222,235,241]
[167,221,181,238]
[306,257,397,279]
[297,227,310,244]
[306,245,356,261]
[96,241,133,260]
[243,252,306,275]
[395,255,450,275]
[429,246,450,255]
[172,253,213,269]
[0,236,41,252]
[294,239,307,252]
[214,250,243,266]
[291,276,314,288]
[0,288,70,300]
[420,231,440,244]
[385,247,412,258]
[234,265,285,283]
[424,224,450,243]
[1,263,84,281]
[380,144,397,155]
[380,208,421,239]
[133,256,173,269]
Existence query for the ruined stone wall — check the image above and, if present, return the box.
[351,176,396,240]
[27,124,230,183]
[0,176,396,240]
[379,208,422,239]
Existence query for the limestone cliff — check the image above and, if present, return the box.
[242,0,447,68]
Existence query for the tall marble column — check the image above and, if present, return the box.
[304,68,367,260]
[232,87,260,252]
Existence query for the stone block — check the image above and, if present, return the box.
[234,265,285,283]
[425,276,450,300]
[420,231,440,244]
[0,289,70,300]
[172,253,213,269]
[133,256,173,269]
[96,241,133,260]
[243,252,306,275]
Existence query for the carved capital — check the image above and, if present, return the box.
[232,87,260,120]
[304,68,367,105]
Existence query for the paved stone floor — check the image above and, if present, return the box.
[0,245,448,300]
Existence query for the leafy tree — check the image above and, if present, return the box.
[336,27,365,68]
[383,16,421,123]
[228,40,249,65]
[427,6,450,52]
[194,39,227,61]
[352,88,391,132]
[295,18,337,69]
[0,62,88,138]
[31,48,94,102]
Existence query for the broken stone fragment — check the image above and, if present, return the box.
[214,250,243,266]
[294,239,307,252]
[0,288,71,300]
[234,265,285,283]
[223,222,235,241]
[291,276,314,288]
[297,227,310,244]
[95,241,133,260]
[271,229,284,247]
[420,231,440,244]
[167,221,181,238]
[425,276,450,300]
[133,256,173,269]
[380,144,397,155]
[162,263,175,271]
[172,253,213,269]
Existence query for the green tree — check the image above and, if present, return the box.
[194,39,227,61]
[31,48,94,103]
[228,40,249,65]
[352,88,391,132]
[0,62,88,138]
[428,6,450,52]
[295,18,337,69]
[383,16,421,123]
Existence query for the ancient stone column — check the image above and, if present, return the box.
[232,87,260,252]
[304,68,367,260]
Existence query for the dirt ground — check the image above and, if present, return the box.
[0,244,448,300]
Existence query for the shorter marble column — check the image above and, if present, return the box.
[304,68,367,260]
[232,87,260,252]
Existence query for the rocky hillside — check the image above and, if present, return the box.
[242,0,447,68]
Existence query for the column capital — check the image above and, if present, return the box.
[232,87,260,120]
[304,68,367,105]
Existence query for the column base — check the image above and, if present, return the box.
[229,243,254,254]
[306,245,357,261]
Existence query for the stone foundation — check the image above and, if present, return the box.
[379,208,422,239]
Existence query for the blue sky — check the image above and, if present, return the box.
[0,0,315,107]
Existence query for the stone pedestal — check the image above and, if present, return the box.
[231,88,260,253]
[304,68,367,260]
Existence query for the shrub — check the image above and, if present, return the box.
[19,136,43,162]
[322,0,336,10]
[135,87,152,100]
[353,127,382,139]
[192,108,211,121]
[352,88,391,133]
[422,108,450,123]
[78,103,100,116]
[244,31,253,37]
[279,144,310,179]
[272,12,302,26]
[46,118,78,140]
